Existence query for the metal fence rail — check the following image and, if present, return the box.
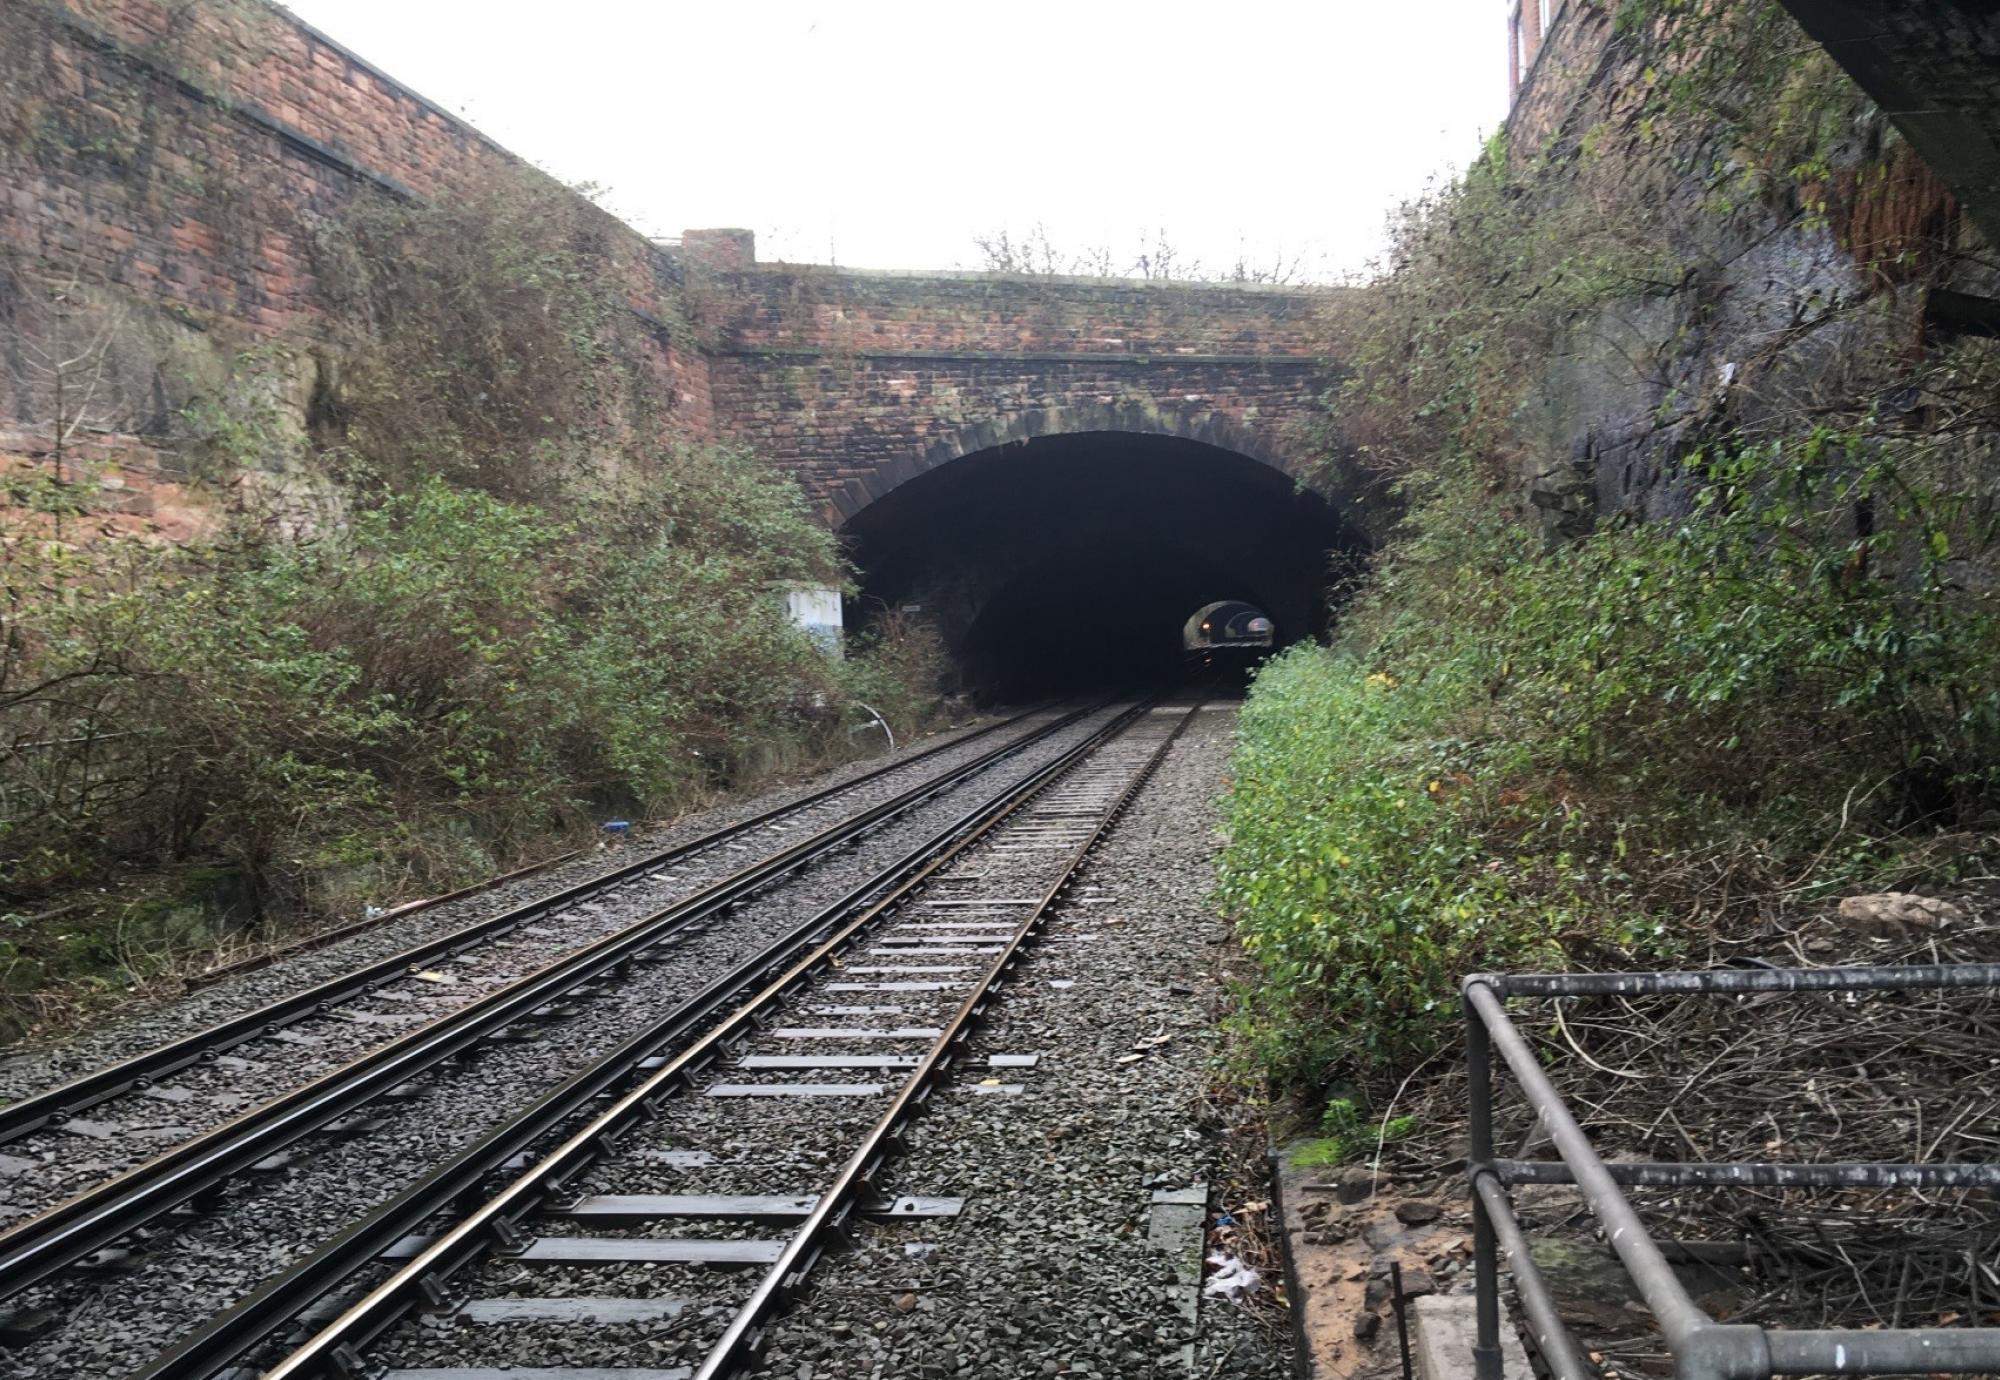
[1463,963,2000,1380]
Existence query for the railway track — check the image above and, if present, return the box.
[125,691,1202,1380]
[0,700,1119,1306]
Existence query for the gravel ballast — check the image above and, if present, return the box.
[0,711,1040,1101]
[750,702,1293,1378]
[0,709,1074,1229]
[264,700,1289,1380]
[0,705,1130,1380]
[352,704,1190,1378]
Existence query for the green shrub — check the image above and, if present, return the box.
[0,162,949,1032]
[1288,1098,1419,1168]
[1220,639,1579,1086]
[1221,434,2000,1091]
[308,170,658,504]
[1223,0,1998,1095]
[0,447,876,964]
[837,611,950,746]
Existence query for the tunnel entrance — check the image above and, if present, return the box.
[843,432,1361,700]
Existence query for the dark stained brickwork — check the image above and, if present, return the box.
[0,0,1340,531]
[1497,0,1980,546]
[696,264,1343,520]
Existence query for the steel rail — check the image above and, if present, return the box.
[0,699,1105,1303]
[694,696,1203,1378]
[242,693,1191,1380]
[0,703,1061,1148]
[133,698,1164,1380]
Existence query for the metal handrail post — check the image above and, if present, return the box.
[1464,978,1773,1380]
[1471,1170,1595,1380]
[1467,988,1504,1380]
[1462,962,2000,1380]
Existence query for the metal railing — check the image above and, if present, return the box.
[1463,963,2000,1380]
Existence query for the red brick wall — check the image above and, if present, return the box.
[1503,0,1614,158]
[2,0,1339,534]
[0,0,712,444]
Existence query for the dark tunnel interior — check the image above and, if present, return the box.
[842,432,1361,700]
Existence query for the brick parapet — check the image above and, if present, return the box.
[700,264,1340,360]
[707,350,1331,522]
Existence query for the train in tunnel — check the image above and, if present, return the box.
[1183,600,1276,651]
[1181,599,1277,680]
[838,430,1357,701]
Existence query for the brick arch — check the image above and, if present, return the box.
[837,402,1299,527]
[837,418,1353,680]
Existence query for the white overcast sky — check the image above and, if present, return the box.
[279,1,1507,282]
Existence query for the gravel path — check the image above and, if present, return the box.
[750,702,1293,1378]
[0,705,1127,1380]
[0,710,1067,1229]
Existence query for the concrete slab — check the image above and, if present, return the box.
[1149,1183,1208,1326]
[1411,1295,1533,1380]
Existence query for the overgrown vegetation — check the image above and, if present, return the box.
[1220,0,2000,1095]
[307,174,674,503]
[1288,1094,1417,1168]
[972,223,1305,284]
[0,170,943,1034]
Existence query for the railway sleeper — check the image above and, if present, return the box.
[450,1296,691,1325]
[127,697,1180,1380]
[0,702,1075,1156]
[382,1360,696,1368]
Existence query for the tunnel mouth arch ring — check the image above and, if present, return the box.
[837,416,1359,698]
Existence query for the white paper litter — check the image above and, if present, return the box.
[1203,1252,1261,1301]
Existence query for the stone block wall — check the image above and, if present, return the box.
[1498,0,1976,543]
